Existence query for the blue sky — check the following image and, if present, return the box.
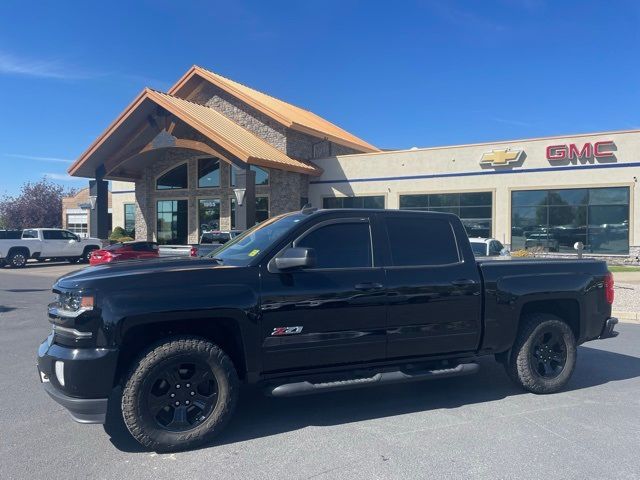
[1,0,639,196]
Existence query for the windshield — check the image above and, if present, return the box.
[208,213,306,266]
[470,242,487,256]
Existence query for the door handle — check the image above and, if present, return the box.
[451,278,477,287]
[354,282,384,291]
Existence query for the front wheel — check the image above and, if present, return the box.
[506,313,576,394]
[81,247,97,263]
[121,336,238,452]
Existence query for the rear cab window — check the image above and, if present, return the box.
[384,215,461,266]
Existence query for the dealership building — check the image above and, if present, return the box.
[69,65,640,260]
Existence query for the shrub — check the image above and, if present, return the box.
[109,227,126,241]
[511,249,533,257]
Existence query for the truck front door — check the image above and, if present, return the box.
[260,215,387,372]
[40,230,69,257]
[382,213,482,358]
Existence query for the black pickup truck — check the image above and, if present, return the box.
[37,208,618,451]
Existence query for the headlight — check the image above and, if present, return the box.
[57,291,94,312]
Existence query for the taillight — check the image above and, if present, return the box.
[190,246,198,257]
[103,251,116,263]
[604,272,614,304]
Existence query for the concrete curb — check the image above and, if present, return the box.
[612,310,640,324]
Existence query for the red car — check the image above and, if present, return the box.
[89,241,159,265]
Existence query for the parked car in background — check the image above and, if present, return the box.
[0,228,101,268]
[200,230,243,245]
[469,237,509,257]
[89,241,159,266]
[525,233,560,252]
[190,230,244,257]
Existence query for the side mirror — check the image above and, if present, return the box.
[275,247,316,271]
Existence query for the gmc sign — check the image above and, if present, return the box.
[546,141,615,161]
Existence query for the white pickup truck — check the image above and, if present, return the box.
[0,228,102,268]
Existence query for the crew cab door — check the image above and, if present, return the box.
[382,213,482,358]
[40,230,69,256]
[260,215,387,372]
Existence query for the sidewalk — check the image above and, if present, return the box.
[613,271,640,285]
[612,272,640,323]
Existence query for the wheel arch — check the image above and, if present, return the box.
[519,298,581,341]
[114,315,249,387]
[7,246,31,258]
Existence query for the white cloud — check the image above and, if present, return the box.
[0,51,92,80]
[43,173,85,182]
[5,153,72,163]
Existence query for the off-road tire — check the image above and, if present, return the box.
[506,313,577,394]
[121,336,238,452]
[7,250,28,268]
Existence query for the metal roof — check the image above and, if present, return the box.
[69,88,322,178]
[169,66,380,154]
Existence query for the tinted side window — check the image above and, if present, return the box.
[131,242,155,252]
[386,216,460,266]
[296,222,372,269]
[22,230,38,239]
[43,230,64,240]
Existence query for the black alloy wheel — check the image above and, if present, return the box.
[121,336,238,452]
[529,328,567,379]
[505,313,577,394]
[144,359,219,432]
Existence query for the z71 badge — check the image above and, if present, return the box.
[271,326,304,336]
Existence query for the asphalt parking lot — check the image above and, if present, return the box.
[1,263,639,480]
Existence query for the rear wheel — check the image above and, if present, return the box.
[506,313,576,394]
[7,250,28,268]
[121,336,238,452]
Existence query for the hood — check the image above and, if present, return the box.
[55,256,232,290]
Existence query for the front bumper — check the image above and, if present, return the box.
[37,335,117,424]
[599,317,619,339]
[41,381,107,424]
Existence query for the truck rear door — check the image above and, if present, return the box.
[381,213,482,358]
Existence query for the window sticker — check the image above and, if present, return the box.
[248,249,260,257]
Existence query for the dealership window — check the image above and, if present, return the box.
[511,187,629,254]
[124,203,136,236]
[231,165,269,186]
[399,192,493,238]
[323,196,385,209]
[230,196,269,228]
[198,198,221,238]
[156,200,188,245]
[198,158,221,188]
[156,163,188,190]
[66,213,88,237]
